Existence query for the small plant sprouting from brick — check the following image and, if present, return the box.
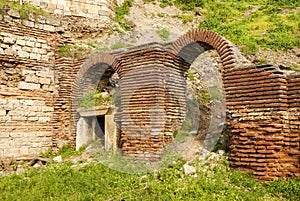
[78,90,112,108]
[156,28,170,41]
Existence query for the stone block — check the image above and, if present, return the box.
[12,45,21,51]
[16,39,26,46]
[22,20,35,28]
[1,43,9,49]
[0,47,4,55]
[28,117,38,121]
[19,82,40,90]
[25,74,39,83]
[30,53,41,60]
[26,40,35,47]
[39,78,51,85]
[22,69,36,76]
[37,39,47,44]
[54,8,63,14]
[11,115,27,121]
[17,50,30,58]
[7,9,20,18]
[3,36,16,44]
[38,117,51,123]
[20,146,29,155]
[4,48,16,56]
[43,24,55,32]
[36,15,46,24]
[0,110,6,116]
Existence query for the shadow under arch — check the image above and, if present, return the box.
[166,29,240,156]
[71,29,240,159]
[71,52,121,150]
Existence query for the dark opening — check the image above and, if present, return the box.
[95,116,105,146]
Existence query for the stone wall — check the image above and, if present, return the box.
[0,55,56,156]
[0,8,70,156]
[16,0,115,20]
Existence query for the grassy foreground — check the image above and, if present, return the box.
[1,156,299,201]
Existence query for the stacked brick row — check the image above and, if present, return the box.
[286,73,300,177]
[111,45,190,159]
[52,58,84,150]
[224,64,299,180]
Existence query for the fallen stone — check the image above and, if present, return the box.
[53,155,63,163]
[183,164,196,175]
[7,9,20,18]
[33,163,41,168]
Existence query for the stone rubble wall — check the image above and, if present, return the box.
[0,8,70,156]
[15,0,115,20]
[0,56,56,156]
[0,9,65,62]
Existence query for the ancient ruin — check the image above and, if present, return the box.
[0,0,299,180]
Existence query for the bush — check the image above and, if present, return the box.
[78,90,112,108]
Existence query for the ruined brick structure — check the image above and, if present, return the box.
[0,6,299,180]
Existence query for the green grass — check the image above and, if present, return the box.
[197,0,300,54]
[144,0,299,55]
[115,0,134,31]
[156,28,170,41]
[41,143,86,159]
[1,156,299,200]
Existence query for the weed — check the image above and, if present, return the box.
[156,28,170,41]
[59,44,71,56]
[1,155,300,200]
[197,0,300,54]
[78,90,112,108]
[0,0,47,17]
[174,0,204,11]
[115,0,133,31]
[110,41,130,50]
[157,13,165,17]
[159,0,173,8]
[173,14,194,23]
[41,144,86,159]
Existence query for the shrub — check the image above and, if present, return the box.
[78,90,112,108]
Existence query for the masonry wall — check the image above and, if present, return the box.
[15,0,115,20]
[225,64,300,180]
[0,8,72,156]
[113,45,190,160]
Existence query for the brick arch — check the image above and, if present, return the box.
[71,52,119,121]
[169,29,237,70]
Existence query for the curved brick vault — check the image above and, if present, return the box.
[72,29,300,180]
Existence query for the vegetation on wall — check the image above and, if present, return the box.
[78,90,112,108]
[115,0,134,31]
[0,0,47,18]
